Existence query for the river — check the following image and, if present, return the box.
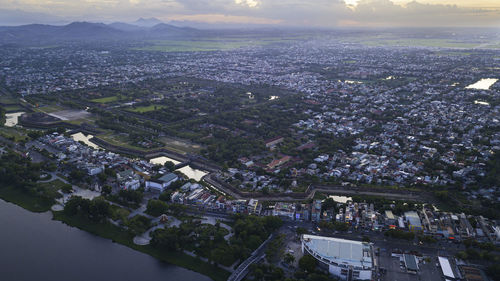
[4,112,25,127]
[0,199,211,281]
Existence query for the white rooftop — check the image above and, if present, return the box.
[438,256,455,279]
[302,234,372,268]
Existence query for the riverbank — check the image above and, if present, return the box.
[0,186,54,212]
[0,188,229,281]
[53,212,230,281]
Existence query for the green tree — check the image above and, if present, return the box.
[146,199,168,216]
[101,185,112,195]
[299,254,318,272]
[164,161,176,172]
[127,215,151,235]
[284,253,295,265]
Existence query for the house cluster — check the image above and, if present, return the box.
[292,79,500,187]
[37,133,182,192]
[386,207,500,243]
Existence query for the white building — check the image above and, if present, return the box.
[145,173,178,193]
[302,234,374,280]
[123,179,141,190]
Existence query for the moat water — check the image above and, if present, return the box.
[0,199,211,281]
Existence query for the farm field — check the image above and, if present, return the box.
[125,105,167,113]
[91,96,120,103]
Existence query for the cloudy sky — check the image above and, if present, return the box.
[0,0,499,27]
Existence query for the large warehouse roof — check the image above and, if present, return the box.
[438,256,455,279]
[302,234,372,268]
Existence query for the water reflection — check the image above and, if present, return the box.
[327,195,352,203]
[4,112,25,127]
[474,100,490,106]
[465,78,498,90]
[149,156,181,166]
[71,132,101,150]
[177,166,207,181]
[149,157,207,181]
[0,199,211,281]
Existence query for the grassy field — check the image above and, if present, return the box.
[434,51,473,56]
[160,136,202,154]
[3,105,23,112]
[98,133,148,152]
[0,96,18,104]
[36,104,65,113]
[0,186,54,212]
[126,105,167,113]
[53,212,230,281]
[133,36,302,52]
[133,39,260,52]
[342,35,481,49]
[38,179,68,198]
[91,96,120,103]
[0,127,28,142]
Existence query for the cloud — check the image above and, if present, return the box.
[235,0,259,8]
[0,0,498,27]
[349,0,500,26]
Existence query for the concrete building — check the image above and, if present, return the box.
[273,202,296,219]
[145,172,178,193]
[311,200,322,222]
[247,199,262,215]
[265,136,284,149]
[384,210,396,226]
[405,211,423,232]
[302,234,374,280]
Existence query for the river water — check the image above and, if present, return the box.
[4,112,25,127]
[0,199,211,281]
[149,156,208,181]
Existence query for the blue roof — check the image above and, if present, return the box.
[158,173,178,183]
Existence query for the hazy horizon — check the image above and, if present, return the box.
[1,0,499,28]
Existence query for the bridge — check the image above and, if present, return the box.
[227,234,274,281]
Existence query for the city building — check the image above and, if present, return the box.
[145,173,178,192]
[302,234,374,280]
[405,211,423,232]
[247,199,262,215]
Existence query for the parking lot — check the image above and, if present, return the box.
[377,250,443,281]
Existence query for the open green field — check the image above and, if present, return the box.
[160,136,202,154]
[35,104,65,113]
[3,104,23,112]
[0,96,19,104]
[0,186,54,213]
[363,39,478,48]
[38,179,67,198]
[65,115,98,125]
[133,36,304,52]
[53,212,230,281]
[341,35,482,49]
[126,105,167,113]
[0,127,28,142]
[435,51,472,56]
[91,96,120,103]
[98,132,148,152]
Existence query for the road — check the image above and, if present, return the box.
[205,174,427,202]
[227,234,274,281]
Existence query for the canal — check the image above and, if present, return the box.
[0,199,211,281]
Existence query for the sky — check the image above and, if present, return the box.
[0,0,499,27]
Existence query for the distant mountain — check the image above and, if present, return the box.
[59,22,124,39]
[108,22,145,32]
[150,23,199,36]
[0,22,124,44]
[168,20,281,30]
[0,21,201,45]
[133,17,163,27]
